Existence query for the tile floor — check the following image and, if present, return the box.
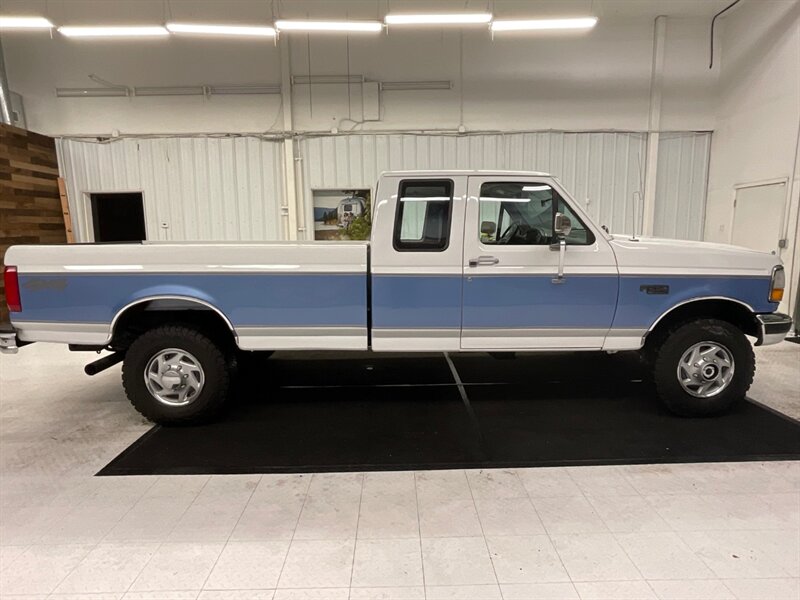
[0,342,798,599]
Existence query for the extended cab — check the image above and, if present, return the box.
[2,170,792,423]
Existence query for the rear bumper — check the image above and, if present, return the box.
[755,313,793,346]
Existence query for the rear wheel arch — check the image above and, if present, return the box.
[109,296,237,352]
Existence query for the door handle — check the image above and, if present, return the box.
[469,255,499,267]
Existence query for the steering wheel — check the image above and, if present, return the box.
[498,222,519,244]
[525,227,544,244]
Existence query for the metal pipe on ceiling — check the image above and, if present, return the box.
[0,38,14,125]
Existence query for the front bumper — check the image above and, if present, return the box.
[756,312,793,346]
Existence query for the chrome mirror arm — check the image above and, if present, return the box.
[552,237,566,284]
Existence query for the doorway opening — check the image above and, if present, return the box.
[90,192,146,242]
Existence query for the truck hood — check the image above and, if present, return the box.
[608,234,780,277]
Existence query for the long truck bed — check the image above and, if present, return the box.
[5,242,370,350]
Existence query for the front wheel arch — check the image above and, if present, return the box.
[643,298,759,360]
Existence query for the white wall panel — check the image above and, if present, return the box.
[57,137,285,242]
[654,132,711,240]
[299,132,649,238]
[57,131,710,245]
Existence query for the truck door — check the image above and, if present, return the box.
[461,175,618,350]
[370,175,467,351]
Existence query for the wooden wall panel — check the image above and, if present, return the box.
[0,124,66,323]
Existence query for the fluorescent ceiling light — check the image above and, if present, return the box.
[58,25,169,38]
[166,23,276,37]
[491,17,598,32]
[0,16,54,29]
[275,20,382,33]
[385,13,491,25]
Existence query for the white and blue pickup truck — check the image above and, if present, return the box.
[1,170,792,424]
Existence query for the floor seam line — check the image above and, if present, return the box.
[413,471,427,600]
[515,469,577,593]
[272,473,313,593]
[464,470,504,598]
[198,474,263,592]
[347,473,366,599]
[126,475,212,594]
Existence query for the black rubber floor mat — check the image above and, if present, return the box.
[99,353,800,475]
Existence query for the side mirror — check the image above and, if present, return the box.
[480,221,497,236]
[554,212,572,239]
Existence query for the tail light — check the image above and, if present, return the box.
[769,265,785,303]
[3,266,21,312]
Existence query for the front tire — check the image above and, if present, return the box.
[122,325,230,424]
[654,319,755,417]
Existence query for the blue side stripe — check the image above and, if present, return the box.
[16,272,774,335]
[17,273,367,327]
[612,275,774,329]
[371,275,462,329]
[463,275,618,329]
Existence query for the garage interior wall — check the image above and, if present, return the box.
[704,0,800,316]
[2,1,724,243]
[56,130,710,243]
[56,137,285,242]
[300,131,711,241]
[653,132,712,241]
[2,6,716,135]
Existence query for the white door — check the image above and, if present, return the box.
[370,175,468,351]
[461,176,619,350]
[731,182,787,254]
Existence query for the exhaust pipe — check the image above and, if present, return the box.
[85,352,124,376]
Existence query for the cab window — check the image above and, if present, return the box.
[394,179,453,251]
[479,182,593,246]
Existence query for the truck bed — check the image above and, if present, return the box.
[5,242,370,350]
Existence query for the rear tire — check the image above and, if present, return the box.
[653,319,754,417]
[122,325,230,425]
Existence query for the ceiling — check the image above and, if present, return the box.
[0,0,742,26]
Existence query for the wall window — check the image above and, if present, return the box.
[479,182,593,246]
[393,179,453,251]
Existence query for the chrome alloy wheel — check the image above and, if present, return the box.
[144,348,205,406]
[677,341,735,398]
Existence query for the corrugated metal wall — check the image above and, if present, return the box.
[299,132,651,238]
[56,130,711,243]
[57,137,285,242]
[654,132,712,240]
